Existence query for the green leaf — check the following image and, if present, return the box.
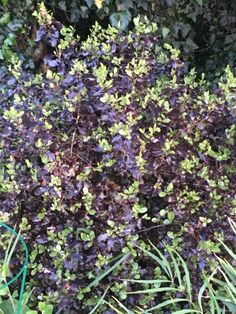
[162,27,170,39]
[0,0,8,6]
[0,299,15,314]
[38,302,53,314]
[84,0,93,8]
[0,50,4,60]
[138,206,147,214]
[0,13,10,25]
[0,298,31,314]
[110,11,132,31]
[0,287,8,296]
[166,182,174,193]
[58,1,66,11]
[186,37,199,50]
[195,0,203,5]
[1,263,10,279]
[4,34,16,47]
[167,211,175,221]
[116,0,133,11]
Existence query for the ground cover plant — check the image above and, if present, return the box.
[0,5,236,313]
[112,218,236,313]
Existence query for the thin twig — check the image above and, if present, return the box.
[70,112,80,157]
[136,225,164,234]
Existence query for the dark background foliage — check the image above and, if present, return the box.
[1,0,236,76]
[37,0,236,76]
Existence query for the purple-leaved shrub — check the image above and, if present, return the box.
[0,14,236,312]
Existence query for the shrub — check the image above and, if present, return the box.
[0,14,236,312]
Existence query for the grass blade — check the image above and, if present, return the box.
[228,218,236,235]
[127,287,178,294]
[168,249,182,287]
[219,268,236,297]
[6,229,21,266]
[208,285,222,314]
[219,259,236,286]
[103,300,126,314]
[112,296,133,314]
[121,279,171,284]
[88,253,130,289]
[149,241,174,280]
[224,286,236,305]
[1,229,21,279]
[172,310,201,314]
[135,244,170,278]
[89,286,109,314]
[217,239,236,261]
[172,249,192,302]
[145,298,188,313]
[4,233,14,265]
[198,268,218,311]
[222,301,236,313]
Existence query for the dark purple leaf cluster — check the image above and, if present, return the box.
[35,21,62,48]
[0,18,236,312]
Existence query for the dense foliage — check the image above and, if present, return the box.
[35,0,236,75]
[150,0,236,75]
[0,8,236,311]
[0,0,35,66]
